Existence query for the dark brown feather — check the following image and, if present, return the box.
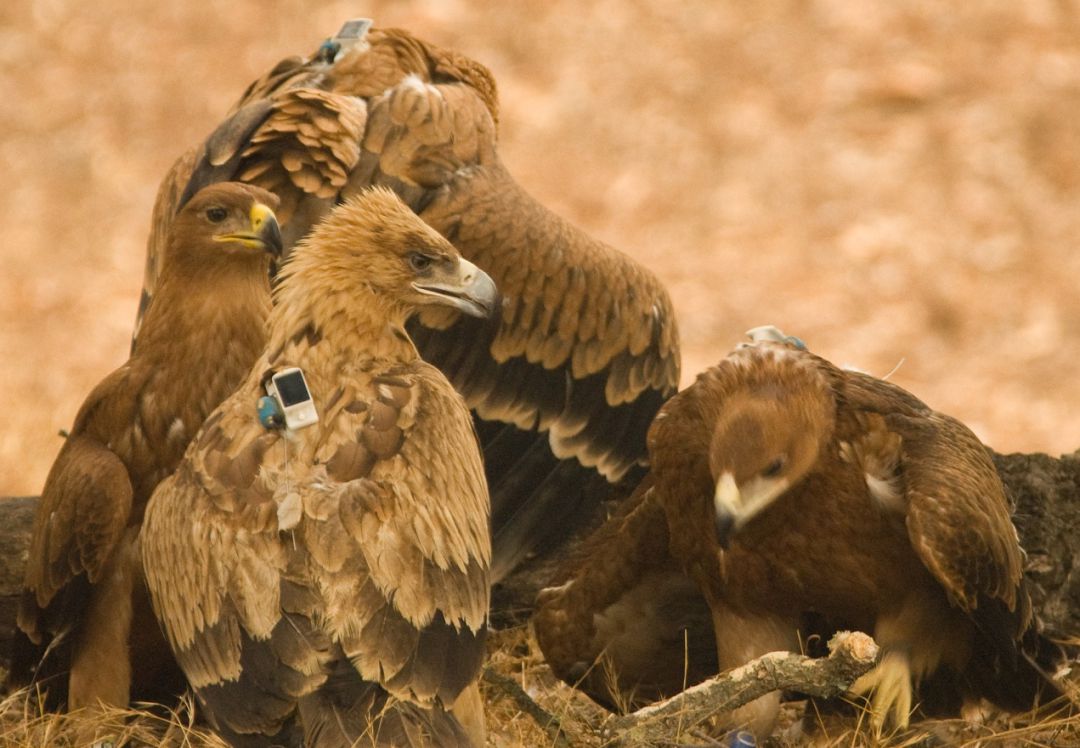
[534,478,719,711]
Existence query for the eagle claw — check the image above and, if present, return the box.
[849,650,914,731]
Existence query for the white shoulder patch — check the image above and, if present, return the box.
[866,473,905,513]
[401,73,438,97]
[167,418,186,444]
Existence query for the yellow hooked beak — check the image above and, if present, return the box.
[213,202,284,256]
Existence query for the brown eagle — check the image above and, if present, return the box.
[141,188,496,747]
[136,20,680,586]
[10,183,282,709]
[537,334,1063,737]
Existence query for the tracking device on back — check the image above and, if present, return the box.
[267,367,319,430]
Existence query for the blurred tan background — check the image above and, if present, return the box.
[4,0,1080,497]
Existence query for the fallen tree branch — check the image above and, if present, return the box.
[607,631,880,746]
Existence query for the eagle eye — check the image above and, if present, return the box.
[762,456,786,478]
[408,252,434,272]
[206,207,228,223]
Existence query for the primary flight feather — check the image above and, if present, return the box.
[142,188,496,747]
[10,183,282,710]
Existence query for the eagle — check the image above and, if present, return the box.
[9,183,283,710]
[536,334,1063,738]
[135,20,680,587]
[140,187,497,747]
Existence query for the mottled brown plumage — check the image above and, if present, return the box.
[537,336,1063,738]
[137,22,680,584]
[142,188,496,747]
[10,183,282,710]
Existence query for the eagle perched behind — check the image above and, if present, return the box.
[10,183,282,710]
[138,21,680,586]
[537,334,1064,739]
[141,188,496,747]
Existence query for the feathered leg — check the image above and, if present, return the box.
[709,604,798,740]
[68,529,138,709]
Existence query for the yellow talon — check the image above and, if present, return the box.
[849,650,914,731]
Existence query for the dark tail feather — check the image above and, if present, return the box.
[960,625,1073,714]
[298,660,473,747]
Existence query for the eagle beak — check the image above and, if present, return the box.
[713,470,791,549]
[214,202,284,256]
[413,257,499,318]
[251,203,284,257]
[713,472,740,549]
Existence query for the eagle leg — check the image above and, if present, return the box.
[848,650,914,731]
[67,529,138,710]
[710,603,798,740]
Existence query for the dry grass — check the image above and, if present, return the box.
[783,701,1080,748]
[0,631,1074,746]
[480,626,1080,747]
[0,689,227,747]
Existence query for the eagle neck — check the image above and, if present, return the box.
[267,264,419,368]
[112,258,272,503]
[137,258,272,361]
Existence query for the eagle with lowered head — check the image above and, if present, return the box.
[10,183,282,710]
[141,187,497,747]
[537,332,1063,739]
[137,20,680,587]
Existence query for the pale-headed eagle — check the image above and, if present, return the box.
[141,188,497,747]
[536,335,1063,739]
[9,183,282,710]
[136,21,680,587]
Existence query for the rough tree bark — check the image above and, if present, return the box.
[992,450,1080,638]
[0,497,37,665]
[0,448,1077,672]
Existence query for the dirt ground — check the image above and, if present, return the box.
[5,2,1080,493]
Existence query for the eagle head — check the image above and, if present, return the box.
[708,373,831,549]
[281,187,498,323]
[170,182,283,264]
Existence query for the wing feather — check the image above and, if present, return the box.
[21,435,133,622]
[142,398,286,684]
[145,359,489,718]
[893,412,1025,614]
[305,365,488,703]
[326,367,490,630]
[840,371,1027,624]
